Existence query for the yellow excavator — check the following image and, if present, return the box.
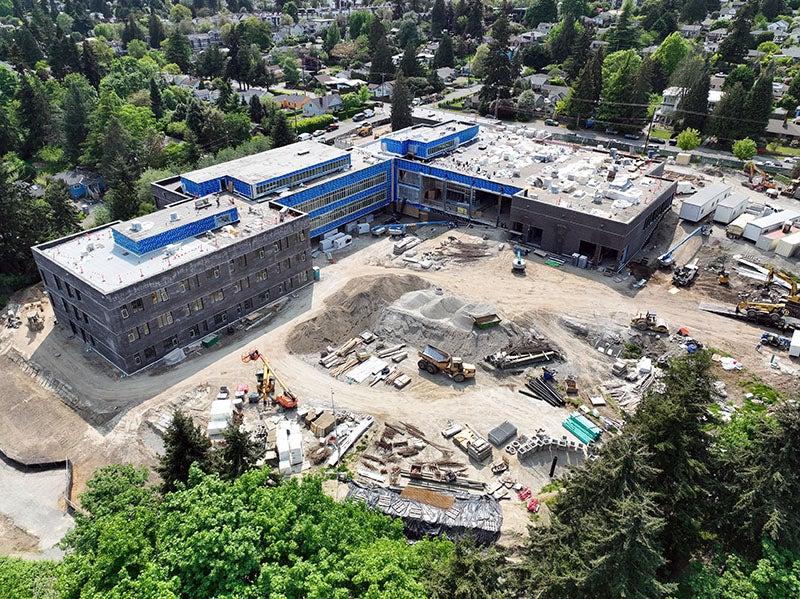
[764,268,800,316]
[241,349,298,409]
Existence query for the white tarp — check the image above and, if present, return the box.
[346,356,389,384]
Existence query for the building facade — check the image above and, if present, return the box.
[33,200,312,374]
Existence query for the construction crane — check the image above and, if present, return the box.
[387,220,455,237]
[658,224,711,268]
[241,349,298,409]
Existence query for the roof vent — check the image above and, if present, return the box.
[296,149,311,156]
[86,242,95,252]
[169,211,180,222]
[194,198,210,209]
[129,221,143,232]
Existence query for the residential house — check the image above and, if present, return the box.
[707,28,728,42]
[52,168,105,200]
[680,24,703,38]
[435,67,455,82]
[511,30,548,48]
[524,73,549,90]
[368,80,395,100]
[657,87,723,122]
[187,31,221,53]
[710,73,726,91]
[590,40,609,51]
[766,118,800,142]
[302,93,343,117]
[780,46,800,61]
[274,93,313,110]
[768,19,790,33]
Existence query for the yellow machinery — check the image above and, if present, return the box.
[630,311,669,334]
[356,123,373,137]
[735,300,789,322]
[718,270,730,286]
[241,349,298,409]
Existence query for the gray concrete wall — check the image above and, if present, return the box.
[152,176,190,209]
[33,216,313,374]
[510,178,676,263]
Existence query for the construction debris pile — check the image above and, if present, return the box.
[378,233,495,271]
[319,333,412,389]
[507,429,586,458]
[347,482,503,544]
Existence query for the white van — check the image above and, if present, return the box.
[298,132,312,141]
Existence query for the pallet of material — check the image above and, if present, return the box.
[400,486,456,510]
[393,374,412,389]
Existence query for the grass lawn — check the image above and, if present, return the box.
[766,142,800,157]
[649,127,672,140]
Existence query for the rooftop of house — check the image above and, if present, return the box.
[180,141,349,187]
[35,196,303,294]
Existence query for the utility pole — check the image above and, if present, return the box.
[643,109,658,156]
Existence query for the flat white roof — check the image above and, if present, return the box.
[181,141,349,186]
[384,121,476,144]
[37,196,300,295]
[681,183,730,207]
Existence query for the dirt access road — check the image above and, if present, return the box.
[1,226,796,552]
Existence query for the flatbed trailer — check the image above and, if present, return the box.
[698,302,800,332]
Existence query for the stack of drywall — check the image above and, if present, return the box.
[277,420,303,475]
[713,192,749,224]
[743,210,800,241]
[776,231,800,257]
[207,399,233,440]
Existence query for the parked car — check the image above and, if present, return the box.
[298,132,312,141]
[544,118,558,126]
[312,129,325,138]
[325,122,339,132]
[352,112,367,122]
[649,138,666,145]
[623,133,642,140]
[364,108,374,118]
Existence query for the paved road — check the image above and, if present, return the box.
[321,104,391,144]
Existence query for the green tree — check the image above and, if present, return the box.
[121,13,144,47]
[479,14,516,111]
[724,65,755,91]
[466,0,482,37]
[62,73,97,165]
[743,66,773,138]
[677,127,701,150]
[718,3,755,64]
[16,75,53,159]
[709,82,748,140]
[215,422,264,481]
[428,539,506,599]
[80,40,102,88]
[369,37,393,84]
[348,10,374,40]
[391,73,413,131]
[197,44,227,79]
[249,95,264,124]
[607,0,638,51]
[470,43,491,79]
[400,42,420,77]
[761,0,785,19]
[163,29,192,72]
[44,179,80,237]
[270,110,296,147]
[323,23,340,56]
[671,56,709,132]
[156,410,211,493]
[148,12,165,49]
[431,0,447,37]
[524,0,557,28]
[559,47,604,125]
[597,50,649,134]
[548,16,578,63]
[149,78,163,119]
[652,32,691,79]
[681,0,708,23]
[433,32,455,68]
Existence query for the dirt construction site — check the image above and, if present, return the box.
[3,184,800,552]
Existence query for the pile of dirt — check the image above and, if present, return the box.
[376,289,522,359]
[286,274,430,353]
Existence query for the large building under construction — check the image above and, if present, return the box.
[35,120,676,373]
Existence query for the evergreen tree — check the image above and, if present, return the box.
[399,42,420,77]
[0,106,19,156]
[560,48,604,125]
[627,351,714,570]
[708,83,747,140]
[431,0,447,37]
[479,13,515,112]
[718,3,755,64]
[15,26,43,68]
[640,0,677,42]
[523,0,557,28]
[249,94,264,124]
[391,73,413,131]
[369,37,394,84]
[50,33,81,79]
[672,56,709,132]
[81,40,102,88]
[156,410,211,493]
[761,0,785,19]
[681,0,708,23]
[427,68,445,92]
[17,75,52,158]
[607,0,637,52]
[270,110,296,147]
[433,32,455,68]
[744,66,773,138]
[368,17,386,49]
[723,64,755,92]
[142,79,160,123]
[148,12,165,49]
[466,0,482,38]
[197,44,227,79]
[62,74,97,165]
[44,179,80,238]
[548,16,577,63]
[121,13,144,47]
[164,28,192,71]
[565,22,592,79]
[215,422,264,481]
[781,70,800,110]
[428,539,507,599]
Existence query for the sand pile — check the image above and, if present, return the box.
[376,289,522,359]
[287,274,429,353]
